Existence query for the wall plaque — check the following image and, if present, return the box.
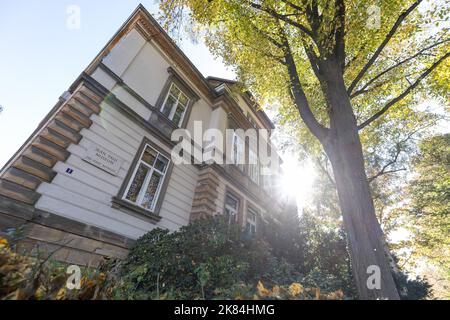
[83,144,123,176]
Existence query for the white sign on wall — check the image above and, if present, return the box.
[83,144,123,176]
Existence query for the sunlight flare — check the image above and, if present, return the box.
[280,155,317,210]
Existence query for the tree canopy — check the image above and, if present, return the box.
[159,0,449,299]
[160,0,448,140]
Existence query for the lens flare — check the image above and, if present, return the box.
[280,155,316,211]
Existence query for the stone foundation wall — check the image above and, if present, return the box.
[0,196,133,267]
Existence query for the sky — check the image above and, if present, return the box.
[0,0,235,168]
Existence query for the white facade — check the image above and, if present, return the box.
[29,26,274,240]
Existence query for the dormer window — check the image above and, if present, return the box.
[160,83,190,127]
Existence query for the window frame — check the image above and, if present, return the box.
[154,67,199,130]
[224,192,241,225]
[261,168,272,193]
[245,205,258,236]
[159,83,190,127]
[248,149,260,185]
[122,145,168,212]
[113,138,173,221]
[232,132,245,172]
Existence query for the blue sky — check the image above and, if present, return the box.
[0,1,235,167]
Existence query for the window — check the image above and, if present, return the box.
[246,207,258,236]
[232,132,245,171]
[246,112,258,129]
[261,166,272,192]
[224,193,239,225]
[160,83,190,126]
[248,150,260,185]
[123,144,169,212]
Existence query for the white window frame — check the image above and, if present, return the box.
[262,172,271,192]
[122,144,169,213]
[248,149,260,185]
[160,83,190,127]
[246,207,258,235]
[232,132,245,171]
[224,193,240,224]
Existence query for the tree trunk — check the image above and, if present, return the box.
[320,60,400,299]
[326,143,400,299]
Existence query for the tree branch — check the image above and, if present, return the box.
[248,21,285,49]
[334,0,346,69]
[247,1,315,40]
[281,33,329,141]
[368,144,403,183]
[303,42,323,81]
[368,116,436,183]
[344,42,368,72]
[351,39,450,98]
[235,32,286,65]
[369,168,407,182]
[280,0,305,13]
[358,51,450,130]
[315,155,336,187]
[347,0,423,95]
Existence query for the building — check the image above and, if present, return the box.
[0,5,286,266]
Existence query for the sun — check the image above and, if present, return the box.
[279,155,317,210]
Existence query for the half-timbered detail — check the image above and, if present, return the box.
[0,5,288,266]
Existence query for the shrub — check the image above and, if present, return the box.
[114,216,345,300]
[0,237,118,300]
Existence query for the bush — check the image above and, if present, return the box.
[0,237,117,300]
[114,216,345,300]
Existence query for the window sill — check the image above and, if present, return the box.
[111,197,162,224]
[153,109,180,130]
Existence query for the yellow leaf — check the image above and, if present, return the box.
[0,238,8,248]
[288,283,303,296]
[271,285,281,297]
[326,289,344,300]
[256,281,270,297]
[98,272,106,282]
[35,285,45,300]
[56,288,66,300]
